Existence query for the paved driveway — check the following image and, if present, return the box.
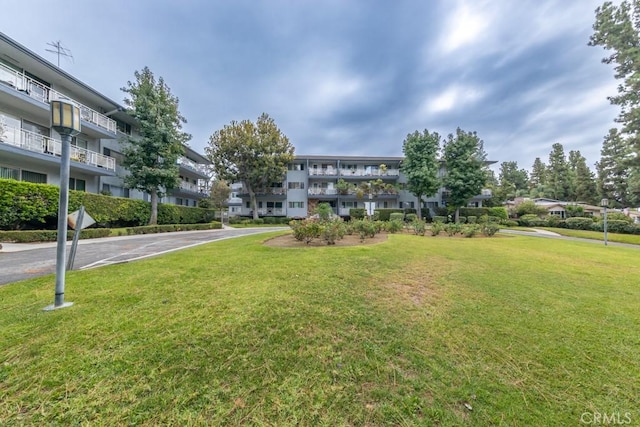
[0,227,287,286]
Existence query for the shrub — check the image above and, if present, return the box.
[444,223,461,236]
[322,220,345,245]
[315,203,333,221]
[466,216,477,224]
[458,217,467,224]
[481,223,500,237]
[433,216,447,224]
[386,219,404,234]
[500,219,518,227]
[430,222,443,236]
[252,218,265,225]
[352,219,377,241]
[462,224,480,238]
[593,220,636,234]
[405,213,417,222]
[263,216,277,224]
[545,215,562,227]
[411,219,426,236]
[565,217,595,230]
[601,212,633,223]
[518,214,545,227]
[389,212,405,222]
[488,207,508,220]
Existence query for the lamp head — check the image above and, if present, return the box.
[51,100,81,136]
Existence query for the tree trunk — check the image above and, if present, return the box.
[416,194,423,221]
[250,190,259,220]
[149,189,158,225]
[455,207,460,224]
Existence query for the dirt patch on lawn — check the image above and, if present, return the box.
[263,232,388,248]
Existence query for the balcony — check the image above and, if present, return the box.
[177,156,210,178]
[308,188,338,196]
[0,125,116,171]
[0,62,117,135]
[309,168,338,176]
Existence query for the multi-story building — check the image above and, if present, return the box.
[0,32,209,206]
[232,155,494,218]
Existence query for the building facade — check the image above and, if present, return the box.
[0,32,209,207]
[232,155,494,218]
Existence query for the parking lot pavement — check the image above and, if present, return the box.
[0,227,287,286]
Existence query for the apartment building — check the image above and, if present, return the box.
[0,32,209,207]
[232,155,494,218]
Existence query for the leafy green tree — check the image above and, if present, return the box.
[401,129,441,219]
[596,128,632,206]
[568,150,597,204]
[546,143,570,200]
[206,113,294,220]
[206,180,231,223]
[590,1,640,164]
[442,128,488,222]
[121,67,190,225]
[497,161,529,201]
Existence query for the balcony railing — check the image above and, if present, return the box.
[338,168,400,177]
[308,188,338,196]
[309,168,338,176]
[0,62,117,134]
[0,125,116,171]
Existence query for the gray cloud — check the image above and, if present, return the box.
[0,0,619,172]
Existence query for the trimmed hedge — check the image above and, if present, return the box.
[349,208,366,220]
[124,222,222,235]
[389,212,405,222]
[0,179,217,230]
[0,228,111,243]
[375,209,404,221]
[564,217,595,230]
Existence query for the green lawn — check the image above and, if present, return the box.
[1,233,638,425]
[538,227,640,245]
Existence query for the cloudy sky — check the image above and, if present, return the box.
[1,0,620,172]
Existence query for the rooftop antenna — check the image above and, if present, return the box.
[45,41,74,68]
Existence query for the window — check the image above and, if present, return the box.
[288,201,304,209]
[22,170,47,184]
[0,165,19,180]
[399,202,404,209]
[246,201,250,208]
[69,178,86,191]
[116,120,132,135]
[342,201,358,208]
[288,182,304,189]
[288,163,304,171]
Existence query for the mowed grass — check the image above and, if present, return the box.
[538,227,640,245]
[1,233,639,425]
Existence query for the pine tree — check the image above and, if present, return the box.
[497,161,529,201]
[596,128,632,206]
[530,157,547,190]
[569,150,597,204]
[590,1,640,165]
[546,143,571,200]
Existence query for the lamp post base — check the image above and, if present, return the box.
[43,302,74,311]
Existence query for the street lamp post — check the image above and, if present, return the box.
[44,100,81,311]
[601,198,609,246]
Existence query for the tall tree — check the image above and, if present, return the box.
[206,113,294,220]
[442,128,488,222]
[590,1,640,164]
[596,128,632,206]
[496,161,529,201]
[546,143,571,200]
[121,67,190,225]
[530,157,547,190]
[568,150,598,204]
[400,129,441,219]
